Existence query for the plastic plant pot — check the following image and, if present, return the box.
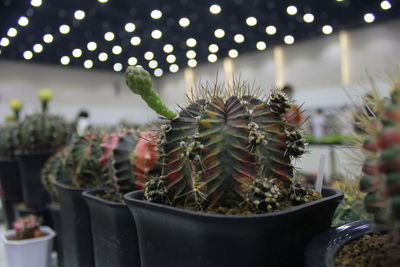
[82,188,141,267]
[124,187,343,267]
[48,203,64,267]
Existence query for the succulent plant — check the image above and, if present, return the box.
[41,148,70,204]
[358,76,400,241]
[99,129,159,201]
[0,124,19,158]
[125,66,321,213]
[10,215,42,240]
[17,89,71,152]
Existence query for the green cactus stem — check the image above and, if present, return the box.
[125,66,177,119]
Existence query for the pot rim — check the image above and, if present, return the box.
[0,157,17,162]
[14,149,55,156]
[53,179,93,192]
[1,226,56,245]
[124,187,343,221]
[82,188,128,208]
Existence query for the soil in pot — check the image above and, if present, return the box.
[335,233,400,267]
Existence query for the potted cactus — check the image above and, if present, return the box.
[16,89,71,210]
[1,215,56,267]
[123,67,343,267]
[82,129,158,267]
[306,77,400,267]
[0,99,23,228]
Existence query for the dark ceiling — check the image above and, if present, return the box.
[0,0,399,76]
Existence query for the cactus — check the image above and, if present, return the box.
[9,215,42,240]
[126,66,320,213]
[0,124,19,158]
[358,76,400,242]
[41,149,70,204]
[17,89,71,152]
[99,129,159,201]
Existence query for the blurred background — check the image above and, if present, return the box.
[0,0,399,177]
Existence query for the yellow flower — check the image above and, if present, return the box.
[38,88,53,101]
[9,98,23,110]
[4,115,16,122]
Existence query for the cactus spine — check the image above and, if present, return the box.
[126,66,319,213]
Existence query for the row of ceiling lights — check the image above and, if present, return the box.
[0,0,394,77]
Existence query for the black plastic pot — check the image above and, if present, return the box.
[305,220,378,267]
[125,187,343,267]
[82,189,141,267]
[1,198,16,229]
[48,203,64,267]
[54,181,94,267]
[0,157,23,202]
[16,150,53,209]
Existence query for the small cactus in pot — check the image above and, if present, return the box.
[125,66,321,213]
[358,76,400,242]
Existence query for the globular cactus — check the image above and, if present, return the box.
[126,66,320,213]
[11,215,42,240]
[99,129,159,201]
[0,124,19,158]
[41,149,70,204]
[358,76,400,242]
[18,89,71,152]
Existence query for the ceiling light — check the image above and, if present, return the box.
[209,4,221,14]
[208,54,218,63]
[87,41,97,51]
[104,32,115,41]
[59,24,70,34]
[154,68,163,77]
[169,64,179,73]
[130,36,141,46]
[186,38,197,47]
[166,54,176,63]
[214,29,225,38]
[113,63,123,72]
[149,60,158,69]
[246,17,257,26]
[284,35,295,45]
[228,49,239,58]
[84,59,93,69]
[98,0,108,3]
[234,34,245,43]
[125,23,136,32]
[74,10,85,20]
[112,45,122,55]
[364,13,375,23]
[23,51,33,60]
[186,50,196,59]
[0,37,10,47]
[322,25,333,35]
[256,41,266,50]
[151,10,162,19]
[265,25,277,35]
[18,16,29,26]
[60,56,70,65]
[188,59,197,68]
[303,13,314,23]
[72,48,82,58]
[179,17,190,27]
[381,1,392,10]
[163,44,173,53]
[7,28,17,37]
[287,6,297,15]
[208,44,219,53]
[128,57,137,65]
[98,52,108,61]
[151,30,162,39]
[33,44,43,53]
[144,51,154,60]
[43,34,53,43]
[31,0,42,7]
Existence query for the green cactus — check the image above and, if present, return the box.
[0,124,19,158]
[358,76,400,241]
[126,67,320,213]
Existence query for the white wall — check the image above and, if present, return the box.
[1,19,399,124]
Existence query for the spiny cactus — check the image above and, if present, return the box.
[358,76,400,242]
[99,129,159,201]
[18,90,71,152]
[9,215,42,240]
[126,66,320,213]
[41,149,70,204]
[0,124,19,158]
